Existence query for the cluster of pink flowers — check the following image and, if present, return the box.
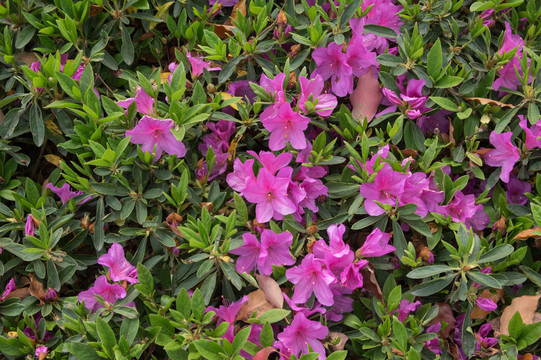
[493,22,527,92]
[78,243,138,311]
[381,77,430,120]
[226,151,327,223]
[198,120,236,180]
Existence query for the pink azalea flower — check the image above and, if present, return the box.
[186,52,220,78]
[493,57,525,92]
[359,163,408,216]
[98,243,138,284]
[259,73,286,103]
[226,158,256,194]
[44,288,57,301]
[357,228,395,257]
[243,168,296,223]
[398,299,422,321]
[326,283,354,321]
[361,0,403,33]
[1,278,16,301]
[230,230,295,275]
[25,215,35,236]
[382,79,429,119]
[206,296,248,341]
[475,323,498,352]
[506,175,531,205]
[425,323,443,355]
[247,151,292,175]
[498,22,524,55]
[78,275,126,311]
[261,102,311,151]
[35,345,48,357]
[125,115,187,161]
[340,260,368,290]
[313,224,354,276]
[209,0,239,7]
[117,87,155,116]
[484,131,521,183]
[440,191,489,231]
[286,254,336,306]
[276,312,328,360]
[298,75,338,117]
[519,115,541,150]
[476,297,497,312]
[282,292,326,318]
[312,42,353,97]
[46,183,84,204]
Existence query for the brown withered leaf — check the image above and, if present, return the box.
[360,265,383,301]
[471,289,504,320]
[351,72,382,124]
[448,117,455,146]
[427,303,456,338]
[236,289,277,322]
[255,274,283,309]
[29,273,46,302]
[253,347,275,360]
[227,0,246,24]
[329,332,348,351]
[212,0,246,39]
[4,288,30,300]
[499,294,541,336]
[464,97,516,109]
[513,228,541,241]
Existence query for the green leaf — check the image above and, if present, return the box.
[467,271,502,289]
[121,25,134,65]
[339,0,361,28]
[434,75,463,89]
[518,322,541,350]
[430,96,459,112]
[477,244,514,264]
[427,38,442,79]
[326,351,348,360]
[136,263,153,295]
[29,103,44,146]
[410,274,455,296]
[259,322,274,348]
[232,326,251,355]
[508,311,524,339]
[392,317,408,351]
[65,342,100,360]
[392,221,407,260]
[407,265,454,279]
[520,265,541,287]
[193,340,223,360]
[363,24,397,38]
[253,309,290,324]
[96,317,116,355]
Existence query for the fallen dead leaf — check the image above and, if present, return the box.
[464,97,516,109]
[513,228,541,241]
[4,288,30,300]
[253,347,275,360]
[427,303,456,338]
[329,332,348,351]
[499,294,541,336]
[390,144,418,157]
[351,72,382,123]
[44,154,62,167]
[29,273,46,302]
[448,117,455,146]
[360,264,383,301]
[255,274,283,309]
[14,52,38,65]
[235,289,277,322]
[212,0,246,40]
[471,289,504,320]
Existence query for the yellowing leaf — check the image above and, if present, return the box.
[161,72,171,81]
[44,118,62,135]
[219,92,240,110]
[44,154,62,167]
[150,1,173,30]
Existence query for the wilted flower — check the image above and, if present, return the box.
[35,345,48,359]
[25,215,35,236]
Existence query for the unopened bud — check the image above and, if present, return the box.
[201,202,213,212]
[288,72,297,88]
[277,10,287,30]
[306,224,318,236]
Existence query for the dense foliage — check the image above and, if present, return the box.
[0,0,541,359]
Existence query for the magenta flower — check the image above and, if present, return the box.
[340,260,368,290]
[44,288,57,301]
[209,0,239,7]
[230,230,295,275]
[25,215,35,236]
[1,278,16,301]
[286,254,336,306]
[206,296,248,341]
[359,163,408,216]
[484,131,520,183]
[46,183,84,204]
[247,151,292,175]
[125,116,186,161]
[78,275,126,311]
[276,312,328,360]
[441,191,489,231]
[98,243,138,284]
[476,297,497,312]
[498,22,524,55]
[186,52,220,78]
[475,323,498,352]
[226,158,256,194]
[313,224,354,276]
[35,345,48,357]
[117,87,155,116]
[493,57,525,91]
[398,300,422,321]
[519,115,541,150]
[261,102,310,151]
[243,168,296,223]
[298,75,338,117]
[199,120,236,179]
[506,176,531,205]
[382,78,429,119]
[425,323,443,355]
[259,73,286,103]
[357,228,395,257]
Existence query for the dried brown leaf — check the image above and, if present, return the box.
[29,273,46,301]
[253,347,275,360]
[255,274,283,309]
[427,303,456,338]
[464,97,516,109]
[360,265,383,301]
[499,294,541,336]
[4,288,30,300]
[235,289,277,322]
[513,228,541,241]
[350,72,382,124]
[14,52,38,65]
